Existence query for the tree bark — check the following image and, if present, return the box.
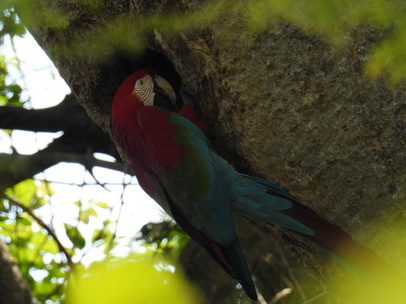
[15,0,406,302]
[0,239,33,304]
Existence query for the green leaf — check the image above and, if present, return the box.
[64,224,86,250]
[95,201,110,209]
[91,229,102,242]
[29,231,46,247]
[16,216,32,226]
[47,263,67,279]
[6,179,37,207]
[79,212,89,225]
[85,207,98,218]
[102,220,113,226]
[41,239,59,255]
[30,231,59,255]
[98,229,113,243]
[33,276,56,301]
[37,180,55,197]
[21,247,39,263]
[79,207,98,224]
[5,179,51,209]
[0,220,15,237]
[0,215,10,221]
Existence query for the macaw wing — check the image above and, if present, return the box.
[129,159,171,214]
[136,106,236,245]
[136,106,257,299]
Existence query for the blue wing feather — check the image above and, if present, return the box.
[136,106,257,299]
[211,153,315,236]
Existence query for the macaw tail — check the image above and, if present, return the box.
[164,189,258,300]
[215,241,258,300]
[277,195,391,280]
[232,175,400,281]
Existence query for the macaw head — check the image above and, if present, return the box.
[113,68,177,113]
[111,69,178,154]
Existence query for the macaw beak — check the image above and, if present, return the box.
[153,75,177,111]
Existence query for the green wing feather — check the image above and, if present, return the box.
[137,106,237,245]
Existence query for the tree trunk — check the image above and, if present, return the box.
[0,239,33,304]
[16,0,406,302]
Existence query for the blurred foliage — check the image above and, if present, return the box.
[1,179,137,303]
[3,0,403,82]
[0,5,25,40]
[246,0,406,83]
[137,220,189,261]
[326,215,406,303]
[0,178,198,303]
[66,255,198,304]
[0,54,23,107]
[1,180,67,303]
[1,0,68,33]
[0,6,25,107]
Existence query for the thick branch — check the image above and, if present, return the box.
[0,94,120,157]
[0,92,127,191]
[0,150,130,192]
[0,95,82,132]
[0,105,64,132]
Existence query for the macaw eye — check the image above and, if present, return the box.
[135,78,145,89]
[135,79,145,89]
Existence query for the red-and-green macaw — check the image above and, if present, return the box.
[111,69,395,300]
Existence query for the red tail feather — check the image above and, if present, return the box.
[281,201,401,281]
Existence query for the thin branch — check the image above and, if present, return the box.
[109,173,132,249]
[274,241,308,301]
[3,193,74,268]
[269,288,292,304]
[301,291,327,304]
[35,178,138,187]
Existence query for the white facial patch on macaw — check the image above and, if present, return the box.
[133,74,155,106]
